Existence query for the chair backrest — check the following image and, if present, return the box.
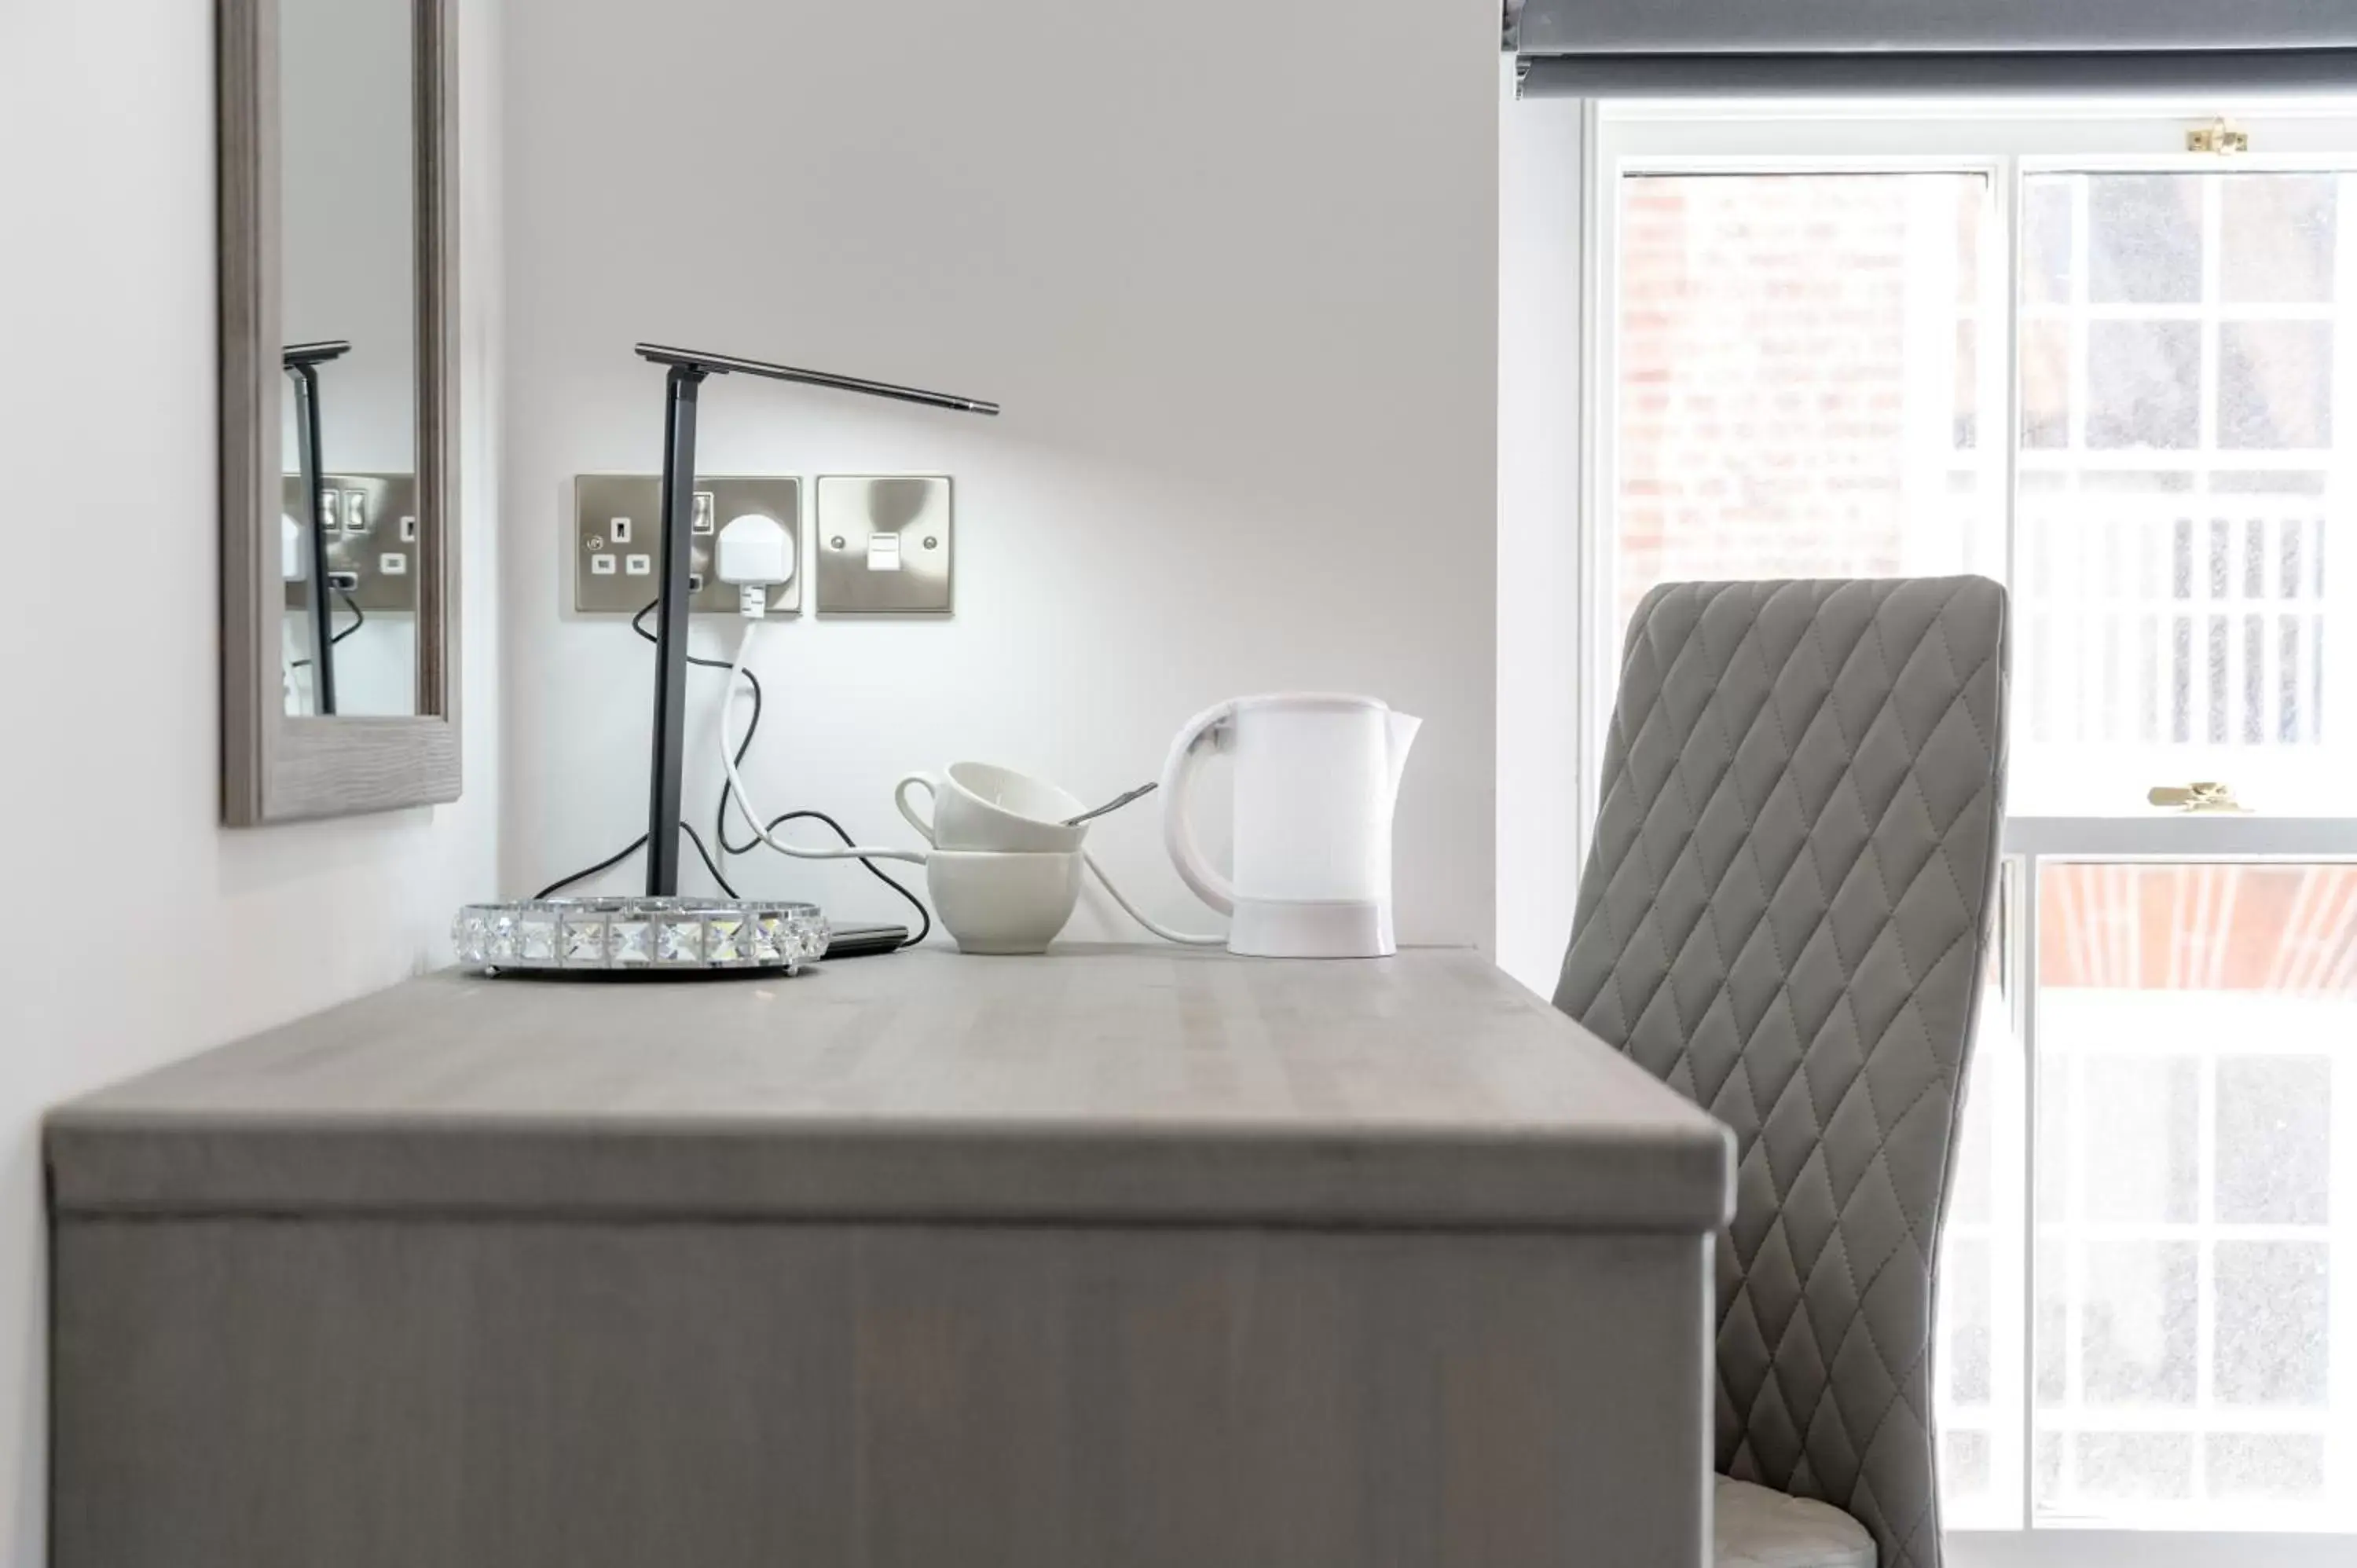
[1554,577,2007,1568]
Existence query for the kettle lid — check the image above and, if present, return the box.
[1229,692,1394,715]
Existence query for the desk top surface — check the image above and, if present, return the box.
[49,947,1731,1233]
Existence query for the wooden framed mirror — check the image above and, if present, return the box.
[219,0,460,824]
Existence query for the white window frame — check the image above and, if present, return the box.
[1582,100,2357,1568]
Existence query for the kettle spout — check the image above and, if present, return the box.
[1383,709,1423,804]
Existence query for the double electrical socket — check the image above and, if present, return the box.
[570,474,953,617]
[572,475,801,616]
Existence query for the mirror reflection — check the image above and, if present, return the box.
[280,0,420,717]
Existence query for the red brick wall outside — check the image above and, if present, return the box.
[1616,172,1985,632]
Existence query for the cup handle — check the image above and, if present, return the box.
[894,773,942,845]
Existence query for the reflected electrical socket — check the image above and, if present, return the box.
[283,473,417,612]
[571,474,801,616]
[814,475,953,614]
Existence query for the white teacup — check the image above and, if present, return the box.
[926,849,1083,955]
[896,762,1087,852]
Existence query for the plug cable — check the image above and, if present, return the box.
[529,602,932,947]
[717,620,929,869]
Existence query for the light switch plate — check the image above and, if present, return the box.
[283,473,417,611]
[572,475,801,616]
[815,475,952,614]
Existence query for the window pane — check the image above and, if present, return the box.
[2033,862,2357,1527]
[2219,321,2334,450]
[1613,172,1997,635]
[2206,1434,2328,1502]
[2216,1055,2331,1224]
[2012,170,2351,813]
[2215,1241,2331,1406]
[2086,321,2200,450]
[2220,175,2337,305]
[2078,1240,2198,1405]
[2088,174,2203,304]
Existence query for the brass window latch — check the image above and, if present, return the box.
[2149,781,2249,813]
[2188,119,2249,156]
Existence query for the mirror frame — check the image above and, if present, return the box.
[219,0,461,824]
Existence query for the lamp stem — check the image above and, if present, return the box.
[286,361,336,715]
[645,363,706,896]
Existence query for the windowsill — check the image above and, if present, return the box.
[1948,1528,2357,1568]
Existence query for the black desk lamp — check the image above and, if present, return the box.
[632,343,1001,896]
[453,346,999,978]
[283,339,352,713]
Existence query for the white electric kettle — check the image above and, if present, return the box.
[1160,693,1421,958]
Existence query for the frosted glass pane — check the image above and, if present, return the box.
[2219,322,2334,450]
[2079,1240,2198,1406]
[2205,1434,2327,1501]
[2074,1432,2193,1501]
[2086,321,2200,450]
[2213,1241,2330,1407]
[2080,1057,2198,1223]
[2088,175,2202,305]
[2022,179,2073,307]
[2216,1056,2331,1225]
[2220,175,2337,305]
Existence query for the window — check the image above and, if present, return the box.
[1589,104,2357,1563]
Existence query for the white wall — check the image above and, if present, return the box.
[1496,77,1589,995]
[0,4,504,1563]
[281,0,418,473]
[498,0,1499,947]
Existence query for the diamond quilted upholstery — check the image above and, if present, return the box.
[1553,578,2007,1568]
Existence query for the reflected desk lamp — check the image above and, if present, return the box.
[283,339,351,713]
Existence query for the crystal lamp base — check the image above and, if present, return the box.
[453,898,827,977]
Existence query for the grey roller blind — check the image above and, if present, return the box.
[1508,0,2357,95]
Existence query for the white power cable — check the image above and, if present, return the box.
[1081,851,1226,947]
[720,620,928,866]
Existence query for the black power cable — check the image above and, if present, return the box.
[533,822,735,902]
[530,601,929,947]
[291,589,365,669]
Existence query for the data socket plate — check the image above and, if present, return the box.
[572,474,801,616]
[815,475,953,614]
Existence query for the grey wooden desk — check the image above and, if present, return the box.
[48,947,1731,1568]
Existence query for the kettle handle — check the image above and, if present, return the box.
[1160,700,1238,916]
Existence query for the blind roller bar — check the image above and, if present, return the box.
[1512,0,2357,57]
[1518,49,2357,99]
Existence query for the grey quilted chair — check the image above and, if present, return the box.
[1554,578,2007,1568]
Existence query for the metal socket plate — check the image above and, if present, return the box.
[815,475,953,614]
[283,472,419,612]
[572,474,801,616]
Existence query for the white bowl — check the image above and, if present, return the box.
[926,849,1083,955]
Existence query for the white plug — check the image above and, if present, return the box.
[716,512,794,617]
[282,514,308,581]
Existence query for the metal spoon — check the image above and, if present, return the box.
[1063,781,1158,828]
